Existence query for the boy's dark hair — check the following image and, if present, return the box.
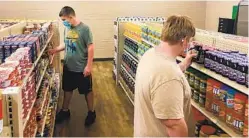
[59,6,76,17]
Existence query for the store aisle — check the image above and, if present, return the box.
[54,61,134,137]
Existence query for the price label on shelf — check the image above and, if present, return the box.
[2,87,20,94]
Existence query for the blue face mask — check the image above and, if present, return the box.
[63,20,71,29]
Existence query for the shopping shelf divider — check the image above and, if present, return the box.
[177,56,248,95]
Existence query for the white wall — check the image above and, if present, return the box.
[0,1,206,58]
[205,0,240,32]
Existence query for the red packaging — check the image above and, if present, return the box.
[232,111,245,134]
[234,93,247,115]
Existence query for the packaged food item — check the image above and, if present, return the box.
[228,59,238,81]
[194,73,200,91]
[189,71,195,88]
[226,88,236,128]
[204,51,211,69]
[232,111,244,134]
[236,62,246,85]
[199,125,216,137]
[218,85,228,121]
[243,116,248,136]
[200,75,207,94]
[194,90,199,103]
[234,93,247,115]
[205,79,214,112]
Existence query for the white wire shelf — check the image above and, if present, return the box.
[191,100,242,137]
[124,49,139,63]
[177,56,248,95]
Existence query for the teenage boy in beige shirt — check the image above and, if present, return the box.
[134,15,197,137]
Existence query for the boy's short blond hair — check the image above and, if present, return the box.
[161,15,195,45]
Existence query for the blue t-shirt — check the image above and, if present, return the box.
[64,22,93,72]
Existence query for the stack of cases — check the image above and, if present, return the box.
[0,30,48,64]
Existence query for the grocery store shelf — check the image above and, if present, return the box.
[36,62,49,93]
[191,100,242,137]
[124,49,138,63]
[121,64,135,82]
[142,38,156,47]
[124,46,139,61]
[177,56,248,95]
[119,79,134,105]
[122,61,136,79]
[21,33,53,89]
[124,34,139,44]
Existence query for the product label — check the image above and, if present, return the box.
[226,114,233,125]
[233,120,244,132]
[219,92,226,102]
[226,98,234,108]
[212,103,219,115]
[213,88,220,99]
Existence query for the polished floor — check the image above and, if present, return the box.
[54,61,134,137]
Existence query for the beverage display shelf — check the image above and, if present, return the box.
[119,77,134,105]
[35,62,49,93]
[124,46,139,59]
[124,48,139,63]
[124,34,139,44]
[191,99,242,137]
[121,61,136,79]
[142,38,156,47]
[176,56,248,95]
[121,64,135,82]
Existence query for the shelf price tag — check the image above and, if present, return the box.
[2,87,20,94]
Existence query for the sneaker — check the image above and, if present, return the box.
[85,111,96,127]
[55,109,70,124]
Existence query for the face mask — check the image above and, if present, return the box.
[63,20,71,29]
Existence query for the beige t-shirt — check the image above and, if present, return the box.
[134,48,195,137]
